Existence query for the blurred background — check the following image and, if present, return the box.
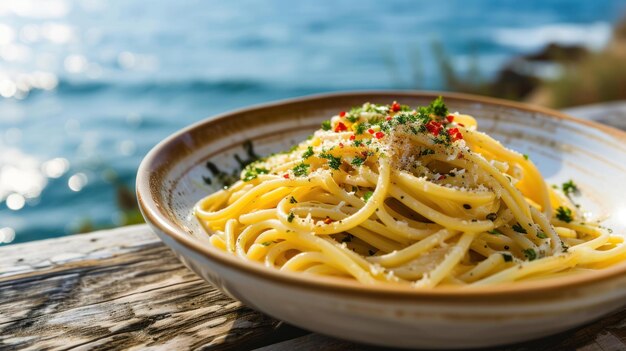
[1,0,626,245]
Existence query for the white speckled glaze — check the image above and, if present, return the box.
[137,91,626,349]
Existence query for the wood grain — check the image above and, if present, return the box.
[0,226,306,350]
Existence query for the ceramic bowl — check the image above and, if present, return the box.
[136,91,626,349]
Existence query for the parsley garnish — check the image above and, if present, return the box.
[523,154,529,160]
[562,180,578,195]
[302,146,314,159]
[488,229,502,235]
[429,96,448,117]
[419,148,435,156]
[292,163,310,177]
[346,114,359,123]
[243,167,269,182]
[321,120,331,131]
[287,212,295,222]
[537,231,548,239]
[363,191,374,202]
[556,206,573,223]
[320,153,342,170]
[351,156,366,167]
[523,248,537,261]
[261,241,274,246]
[355,123,367,135]
[512,223,527,234]
[502,253,513,262]
[353,139,363,147]
[395,113,409,125]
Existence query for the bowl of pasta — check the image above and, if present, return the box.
[137,91,626,349]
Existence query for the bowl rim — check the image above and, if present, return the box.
[136,90,626,301]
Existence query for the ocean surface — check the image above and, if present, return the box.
[1,0,626,245]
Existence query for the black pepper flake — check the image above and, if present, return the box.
[463,204,472,209]
[486,213,497,221]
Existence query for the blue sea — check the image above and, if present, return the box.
[1,0,625,245]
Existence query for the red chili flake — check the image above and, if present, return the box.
[361,151,368,157]
[437,174,447,181]
[448,128,463,141]
[335,122,348,132]
[458,123,465,127]
[375,131,385,139]
[391,102,401,112]
[339,142,344,148]
[349,134,356,140]
[339,111,346,117]
[283,174,290,179]
[368,128,375,134]
[425,121,442,136]
[385,115,392,121]
[323,217,334,224]
[446,115,454,123]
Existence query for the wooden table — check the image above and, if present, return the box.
[1,103,625,351]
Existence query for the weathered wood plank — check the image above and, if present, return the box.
[0,225,159,279]
[0,225,306,350]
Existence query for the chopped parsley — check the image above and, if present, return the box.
[355,123,367,135]
[556,206,573,223]
[488,229,502,235]
[536,231,548,239]
[363,191,374,202]
[512,223,527,234]
[302,146,314,159]
[429,96,448,117]
[320,153,342,170]
[287,212,295,222]
[502,253,513,262]
[242,167,269,182]
[289,196,298,204]
[562,180,578,196]
[321,120,331,131]
[351,156,366,167]
[292,163,310,177]
[261,241,275,246]
[346,113,359,123]
[419,148,435,156]
[523,154,529,160]
[353,139,363,147]
[523,248,537,261]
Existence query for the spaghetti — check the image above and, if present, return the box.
[194,98,625,287]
